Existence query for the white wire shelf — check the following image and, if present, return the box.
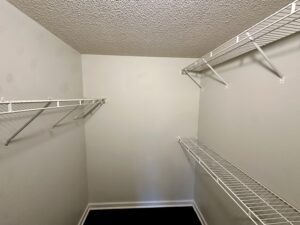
[183,0,300,86]
[0,98,106,146]
[178,137,300,225]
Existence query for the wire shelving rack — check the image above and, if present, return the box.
[178,137,300,225]
[183,0,300,87]
[0,98,106,146]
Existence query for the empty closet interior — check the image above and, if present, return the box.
[0,1,299,225]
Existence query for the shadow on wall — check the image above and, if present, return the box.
[0,102,103,154]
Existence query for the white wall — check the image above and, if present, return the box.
[82,55,199,203]
[0,2,87,225]
[195,33,300,225]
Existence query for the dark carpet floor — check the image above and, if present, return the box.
[84,206,201,225]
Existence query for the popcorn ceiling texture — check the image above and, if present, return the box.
[8,0,292,57]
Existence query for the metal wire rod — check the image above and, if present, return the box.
[5,102,51,146]
[196,146,299,216]
[183,0,299,74]
[81,101,104,119]
[1,98,106,146]
[247,33,284,80]
[0,99,105,116]
[0,98,98,104]
[178,138,264,225]
[52,105,80,128]
[210,10,297,70]
[178,137,300,225]
[75,99,105,120]
[0,102,91,116]
[182,70,202,88]
[189,139,291,225]
[202,58,228,87]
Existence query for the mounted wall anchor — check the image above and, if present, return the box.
[182,70,202,89]
[247,32,284,82]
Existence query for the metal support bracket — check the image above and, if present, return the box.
[5,101,51,146]
[52,105,79,128]
[202,58,228,87]
[75,100,105,120]
[247,32,284,81]
[182,70,202,88]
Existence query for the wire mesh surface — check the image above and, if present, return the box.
[184,0,300,72]
[179,137,300,225]
[0,99,104,115]
[0,99,105,145]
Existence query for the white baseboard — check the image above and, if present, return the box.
[78,200,207,225]
[193,201,208,225]
[88,200,193,210]
[77,204,90,225]
[78,200,194,225]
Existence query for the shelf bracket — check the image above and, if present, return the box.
[52,105,80,128]
[75,100,104,120]
[5,101,51,146]
[202,58,228,87]
[182,70,202,88]
[247,32,284,80]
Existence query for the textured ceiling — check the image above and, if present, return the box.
[8,0,293,57]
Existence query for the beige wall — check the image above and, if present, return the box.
[195,33,300,225]
[82,55,199,203]
[0,2,87,225]
[4,1,299,224]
